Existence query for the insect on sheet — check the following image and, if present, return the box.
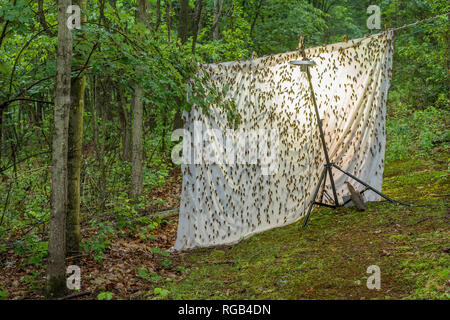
[174,31,395,250]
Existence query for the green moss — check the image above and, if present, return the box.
[165,152,449,300]
[208,249,226,261]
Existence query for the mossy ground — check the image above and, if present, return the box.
[165,154,449,300]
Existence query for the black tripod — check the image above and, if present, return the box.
[291,38,396,227]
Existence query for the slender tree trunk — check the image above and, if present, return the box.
[155,0,161,31]
[191,0,204,54]
[91,76,100,155]
[18,101,23,144]
[212,0,225,40]
[165,1,171,43]
[89,75,105,208]
[99,0,106,24]
[1,105,13,159]
[94,76,107,208]
[146,0,153,28]
[250,0,263,38]
[131,0,147,198]
[131,85,143,198]
[118,86,131,161]
[47,0,73,298]
[38,0,51,34]
[66,0,86,257]
[198,2,205,31]
[66,77,84,255]
[161,105,168,155]
[171,0,191,134]
[213,0,219,40]
[178,0,189,44]
[0,107,4,161]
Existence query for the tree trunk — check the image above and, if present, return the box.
[178,0,189,44]
[165,0,171,43]
[0,106,11,161]
[99,0,107,24]
[66,77,84,255]
[131,0,147,199]
[66,0,86,257]
[155,0,161,31]
[250,0,264,38]
[131,85,143,198]
[118,86,131,161]
[212,0,225,40]
[191,0,204,54]
[93,76,107,208]
[171,0,192,133]
[0,107,4,161]
[146,0,153,28]
[99,76,113,121]
[37,0,52,36]
[47,0,73,298]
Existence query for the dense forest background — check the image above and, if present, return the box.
[0,0,448,299]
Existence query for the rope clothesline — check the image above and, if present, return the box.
[357,12,449,44]
[308,13,450,56]
[243,13,449,61]
[396,20,449,39]
[389,12,449,33]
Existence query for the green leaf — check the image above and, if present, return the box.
[138,267,149,280]
[153,287,169,297]
[97,292,113,300]
[0,290,9,300]
[151,247,161,254]
[161,250,170,257]
[150,272,164,282]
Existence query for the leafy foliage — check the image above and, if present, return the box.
[97,291,114,300]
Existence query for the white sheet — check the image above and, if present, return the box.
[175,31,395,250]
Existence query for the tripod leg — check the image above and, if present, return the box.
[327,165,340,207]
[318,168,328,203]
[332,164,396,203]
[302,167,327,227]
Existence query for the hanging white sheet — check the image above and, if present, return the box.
[175,31,395,250]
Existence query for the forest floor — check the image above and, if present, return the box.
[1,154,448,300]
[165,155,449,300]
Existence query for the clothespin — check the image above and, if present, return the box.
[384,24,388,33]
[250,51,258,62]
[297,35,304,51]
[344,34,348,42]
[297,35,305,59]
